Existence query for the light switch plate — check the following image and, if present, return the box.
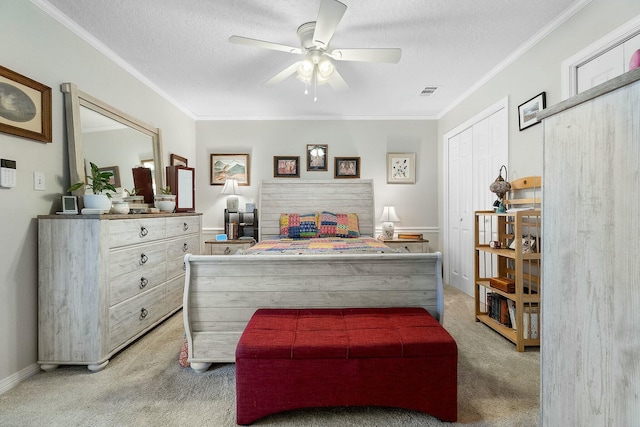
[34,172,45,191]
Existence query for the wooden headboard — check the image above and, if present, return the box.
[258,179,375,240]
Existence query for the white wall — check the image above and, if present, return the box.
[436,0,640,252]
[195,120,439,243]
[0,0,195,389]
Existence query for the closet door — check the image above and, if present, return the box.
[444,101,507,297]
[447,128,473,294]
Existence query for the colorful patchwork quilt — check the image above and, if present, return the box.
[239,237,404,255]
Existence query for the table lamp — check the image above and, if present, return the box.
[221,178,240,212]
[379,206,400,240]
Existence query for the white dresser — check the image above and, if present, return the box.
[38,213,201,372]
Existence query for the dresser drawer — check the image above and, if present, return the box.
[384,240,429,253]
[109,218,166,248]
[165,275,184,312]
[109,285,166,351]
[209,241,253,255]
[109,263,166,306]
[166,236,200,280]
[166,216,200,238]
[109,241,167,279]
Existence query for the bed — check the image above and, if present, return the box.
[182,179,444,373]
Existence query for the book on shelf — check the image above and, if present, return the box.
[523,306,539,339]
[507,300,516,330]
[397,233,423,240]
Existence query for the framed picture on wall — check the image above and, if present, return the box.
[210,153,250,185]
[273,156,300,178]
[306,144,328,171]
[0,65,52,143]
[170,154,188,167]
[334,157,360,179]
[518,92,546,131]
[387,153,416,184]
[98,165,121,187]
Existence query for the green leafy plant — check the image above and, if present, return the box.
[67,162,117,198]
[123,188,140,197]
[160,186,173,195]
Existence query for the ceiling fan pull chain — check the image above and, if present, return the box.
[314,64,318,102]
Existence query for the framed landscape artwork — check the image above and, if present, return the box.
[170,154,188,167]
[518,92,546,131]
[210,153,250,185]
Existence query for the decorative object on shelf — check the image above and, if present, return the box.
[210,153,250,185]
[489,165,510,213]
[379,206,400,240]
[154,186,176,212]
[630,49,640,71]
[166,165,195,212]
[122,188,144,204]
[386,153,416,184]
[0,65,52,143]
[273,156,301,178]
[306,144,328,171]
[334,157,360,178]
[518,92,546,131]
[68,161,117,210]
[221,178,240,212]
[58,196,78,215]
[170,154,188,167]
[110,201,130,215]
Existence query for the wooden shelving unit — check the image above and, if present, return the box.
[474,176,542,352]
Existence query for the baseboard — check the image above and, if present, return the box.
[0,363,41,396]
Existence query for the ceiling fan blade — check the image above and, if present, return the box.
[327,68,349,91]
[229,35,302,54]
[263,62,301,86]
[313,0,347,48]
[329,48,402,63]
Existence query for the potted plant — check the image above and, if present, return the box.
[154,186,176,212]
[68,162,117,211]
[122,187,144,204]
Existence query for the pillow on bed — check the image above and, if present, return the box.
[336,213,360,238]
[280,213,318,238]
[318,211,338,237]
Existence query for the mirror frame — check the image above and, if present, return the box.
[61,82,164,203]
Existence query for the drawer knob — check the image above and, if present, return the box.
[183,243,188,252]
[140,277,148,289]
[224,246,231,255]
[140,226,148,237]
[183,222,189,231]
[139,253,148,265]
[139,307,148,320]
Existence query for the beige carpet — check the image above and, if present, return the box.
[0,285,539,427]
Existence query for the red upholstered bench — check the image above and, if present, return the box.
[235,307,457,425]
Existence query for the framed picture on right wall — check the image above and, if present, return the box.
[387,153,416,184]
[518,92,546,130]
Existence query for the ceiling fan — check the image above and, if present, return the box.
[229,0,401,99]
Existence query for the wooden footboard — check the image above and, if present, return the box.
[182,252,443,372]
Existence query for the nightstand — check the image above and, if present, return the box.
[383,239,429,253]
[205,238,255,255]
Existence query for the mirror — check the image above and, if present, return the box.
[61,82,163,204]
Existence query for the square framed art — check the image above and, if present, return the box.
[335,157,360,179]
[387,153,415,184]
[210,153,250,185]
[274,156,300,178]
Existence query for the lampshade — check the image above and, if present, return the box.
[221,179,240,212]
[379,206,400,240]
[379,206,400,222]
[221,179,239,195]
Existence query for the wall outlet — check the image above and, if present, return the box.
[34,172,45,191]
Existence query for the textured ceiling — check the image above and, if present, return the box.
[39,0,580,119]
